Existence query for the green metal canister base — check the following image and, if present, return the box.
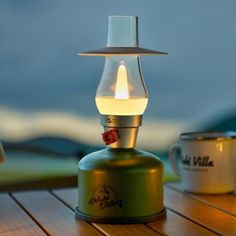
[77,148,164,223]
[75,207,166,224]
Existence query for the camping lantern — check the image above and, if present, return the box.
[76,16,167,223]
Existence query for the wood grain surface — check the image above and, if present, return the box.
[12,191,102,236]
[53,188,217,236]
[0,193,45,236]
[53,189,162,236]
[164,186,236,236]
[167,182,236,216]
[1,184,235,236]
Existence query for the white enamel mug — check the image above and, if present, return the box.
[169,132,236,194]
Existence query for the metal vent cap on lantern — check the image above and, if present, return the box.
[76,15,167,224]
[80,16,168,56]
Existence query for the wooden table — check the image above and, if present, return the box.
[1,182,236,236]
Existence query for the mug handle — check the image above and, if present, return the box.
[168,144,181,176]
[0,143,5,163]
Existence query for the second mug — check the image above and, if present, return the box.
[169,131,236,194]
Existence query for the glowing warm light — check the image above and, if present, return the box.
[95,62,148,115]
[95,97,148,115]
[114,64,129,99]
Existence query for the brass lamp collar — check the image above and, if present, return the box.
[101,115,142,149]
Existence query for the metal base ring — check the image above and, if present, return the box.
[75,207,166,224]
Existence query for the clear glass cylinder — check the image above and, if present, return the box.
[95,55,148,115]
[107,16,138,47]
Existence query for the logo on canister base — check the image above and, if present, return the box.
[88,184,123,210]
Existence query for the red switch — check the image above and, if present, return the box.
[102,129,119,145]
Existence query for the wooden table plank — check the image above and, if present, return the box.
[164,185,236,236]
[12,191,103,236]
[53,188,216,236]
[0,193,45,235]
[0,226,46,236]
[3,186,234,236]
[52,189,162,236]
[148,209,217,236]
[167,182,236,216]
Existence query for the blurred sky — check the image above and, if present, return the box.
[1,0,236,123]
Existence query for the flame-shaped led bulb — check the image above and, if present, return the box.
[114,64,129,99]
